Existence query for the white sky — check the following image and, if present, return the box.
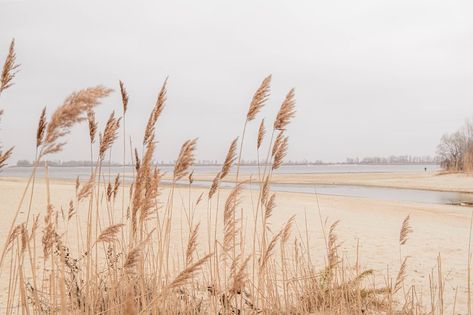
[1,0,473,163]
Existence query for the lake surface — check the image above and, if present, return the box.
[0,163,440,180]
[3,164,467,207]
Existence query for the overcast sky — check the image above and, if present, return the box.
[1,0,473,163]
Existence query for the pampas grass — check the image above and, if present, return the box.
[0,39,19,95]
[41,86,112,157]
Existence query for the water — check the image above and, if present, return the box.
[0,163,440,180]
[2,164,465,207]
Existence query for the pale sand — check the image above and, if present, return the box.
[0,174,471,312]
[191,170,473,193]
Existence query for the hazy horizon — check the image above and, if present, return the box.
[2,0,473,164]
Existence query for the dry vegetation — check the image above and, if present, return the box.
[0,39,463,314]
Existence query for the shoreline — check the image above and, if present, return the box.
[3,170,473,194]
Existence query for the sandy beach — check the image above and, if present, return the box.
[0,171,471,312]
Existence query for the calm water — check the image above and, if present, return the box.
[0,163,440,180]
[3,164,466,207]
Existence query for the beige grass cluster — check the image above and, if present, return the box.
[0,40,459,315]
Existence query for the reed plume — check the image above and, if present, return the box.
[124,246,142,274]
[166,253,212,291]
[77,176,95,202]
[281,215,295,243]
[208,172,220,199]
[274,88,296,130]
[113,174,120,199]
[188,170,194,184]
[99,111,121,161]
[272,135,288,170]
[264,193,276,226]
[399,214,412,245]
[328,220,340,268]
[41,86,112,156]
[0,39,20,95]
[143,78,167,145]
[0,146,14,169]
[131,139,155,235]
[260,230,282,269]
[257,119,265,150]
[393,256,409,293]
[223,183,243,254]
[67,200,75,221]
[134,148,140,171]
[119,80,129,114]
[260,175,270,204]
[230,255,251,295]
[36,107,47,148]
[87,109,97,144]
[220,137,238,180]
[42,204,56,258]
[174,138,197,181]
[96,224,124,243]
[247,75,271,121]
[185,223,200,266]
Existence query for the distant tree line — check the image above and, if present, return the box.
[437,118,473,171]
[345,155,440,165]
[16,160,122,167]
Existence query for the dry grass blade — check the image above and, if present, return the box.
[247,75,271,121]
[0,146,14,169]
[97,224,124,243]
[42,86,112,156]
[87,109,97,144]
[166,253,212,291]
[257,118,265,150]
[36,107,47,148]
[399,214,413,246]
[99,111,121,160]
[0,39,20,94]
[274,88,296,130]
[143,78,167,145]
[119,80,129,114]
[220,137,238,180]
[174,138,197,181]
